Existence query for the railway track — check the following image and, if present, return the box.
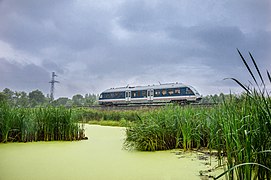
[86,103,217,111]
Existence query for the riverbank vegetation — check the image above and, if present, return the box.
[1,50,270,179]
[125,51,271,179]
[0,102,85,142]
[75,107,153,127]
[74,108,142,122]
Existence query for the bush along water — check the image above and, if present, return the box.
[125,50,271,179]
[0,103,86,142]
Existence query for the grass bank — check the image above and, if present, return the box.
[86,119,129,127]
[74,107,150,128]
[73,108,146,122]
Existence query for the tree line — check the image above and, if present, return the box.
[0,88,237,107]
[0,88,98,107]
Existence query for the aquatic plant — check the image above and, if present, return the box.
[124,50,271,179]
[0,104,85,142]
[124,104,211,151]
[213,50,271,179]
[75,107,147,122]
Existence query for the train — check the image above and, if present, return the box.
[98,82,202,106]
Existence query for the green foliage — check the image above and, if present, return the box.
[52,97,70,106]
[124,95,271,178]
[2,88,14,105]
[2,88,14,99]
[84,93,98,106]
[0,88,99,108]
[15,91,29,107]
[201,93,237,104]
[124,50,271,180]
[0,92,7,103]
[124,104,210,151]
[74,108,143,122]
[29,89,46,107]
[72,94,84,106]
[87,119,128,127]
[0,102,85,142]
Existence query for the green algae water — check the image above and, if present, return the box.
[0,125,220,180]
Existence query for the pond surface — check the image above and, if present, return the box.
[0,125,220,180]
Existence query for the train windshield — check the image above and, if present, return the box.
[188,86,200,96]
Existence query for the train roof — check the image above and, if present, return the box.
[102,83,192,93]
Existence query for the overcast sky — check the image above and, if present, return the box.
[0,0,270,98]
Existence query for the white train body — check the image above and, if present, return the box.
[98,83,202,106]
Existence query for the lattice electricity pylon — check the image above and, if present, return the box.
[49,72,59,102]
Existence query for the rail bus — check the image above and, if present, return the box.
[98,82,202,106]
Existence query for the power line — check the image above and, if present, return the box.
[49,72,59,102]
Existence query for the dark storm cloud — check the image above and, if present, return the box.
[112,0,271,82]
[41,60,64,74]
[0,1,66,51]
[0,0,112,54]
[0,58,50,93]
[0,0,270,97]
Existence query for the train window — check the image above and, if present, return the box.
[186,88,194,95]
[142,90,147,97]
[162,89,167,96]
[174,89,180,94]
[132,91,137,98]
[120,93,123,98]
[181,88,186,95]
[154,90,161,97]
[115,92,124,99]
[168,89,174,95]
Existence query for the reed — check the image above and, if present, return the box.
[124,50,271,179]
[0,104,85,142]
[124,105,211,151]
[87,119,128,127]
[214,50,271,179]
[75,107,146,122]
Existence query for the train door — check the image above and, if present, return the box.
[147,89,154,102]
[125,91,131,102]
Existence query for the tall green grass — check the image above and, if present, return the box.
[124,104,211,151]
[214,50,271,179]
[0,103,85,142]
[74,108,146,122]
[124,50,271,179]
